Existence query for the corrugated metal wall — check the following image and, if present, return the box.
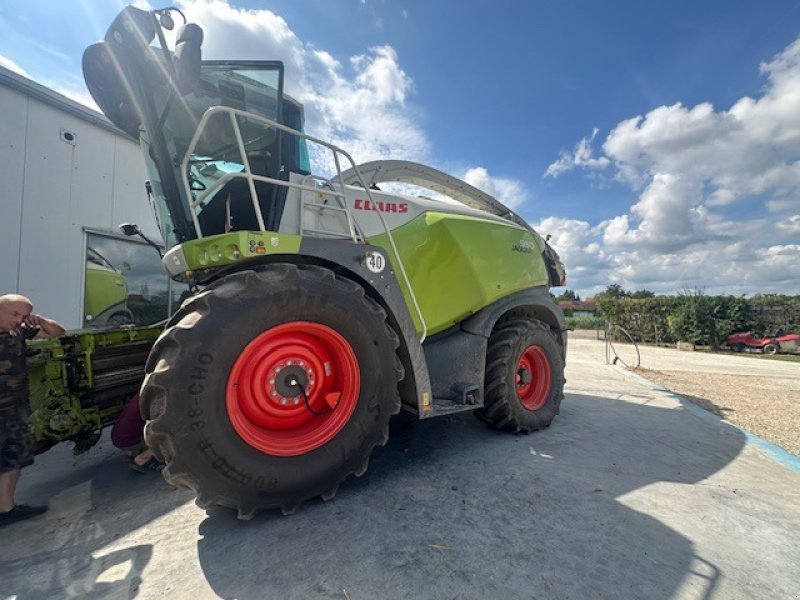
[0,73,159,328]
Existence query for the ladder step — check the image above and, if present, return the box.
[421,396,483,419]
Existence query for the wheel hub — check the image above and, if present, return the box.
[272,364,311,403]
[515,345,552,412]
[226,321,360,456]
[517,366,532,387]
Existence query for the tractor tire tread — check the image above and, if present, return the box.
[143,263,402,518]
[477,318,565,434]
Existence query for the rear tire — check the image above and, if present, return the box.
[140,264,403,518]
[730,343,745,353]
[477,319,565,433]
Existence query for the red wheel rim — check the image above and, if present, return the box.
[515,345,552,411]
[226,321,360,456]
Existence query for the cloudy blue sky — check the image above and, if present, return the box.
[1,0,799,298]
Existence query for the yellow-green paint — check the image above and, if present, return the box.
[369,212,549,336]
[177,216,548,338]
[181,231,302,268]
[84,265,128,320]
[27,326,162,443]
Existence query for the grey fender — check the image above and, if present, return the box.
[463,286,567,357]
[421,286,567,417]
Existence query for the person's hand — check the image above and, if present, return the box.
[24,314,66,339]
[23,314,43,330]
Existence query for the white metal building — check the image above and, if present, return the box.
[0,65,175,330]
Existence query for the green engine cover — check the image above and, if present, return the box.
[369,212,549,336]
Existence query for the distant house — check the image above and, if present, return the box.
[558,299,597,318]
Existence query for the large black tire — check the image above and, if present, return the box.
[140,264,403,518]
[477,319,565,433]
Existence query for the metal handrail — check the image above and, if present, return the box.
[180,107,360,240]
[179,105,428,341]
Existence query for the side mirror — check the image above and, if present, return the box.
[159,12,175,30]
[118,223,164,259]
[119,223,140,237]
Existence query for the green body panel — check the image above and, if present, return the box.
[180,231,302,270]
[174,214,548,337]
[27,326,161,453]
[84,264,128,320]
[369,212,549,336]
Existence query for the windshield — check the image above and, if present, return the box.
[141,61,285,248]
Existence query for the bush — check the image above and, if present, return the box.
[596,296,674,344]
[668,290,710,345]
[566,316,604,330]
[749,294,800,335]
[596,291,797,348]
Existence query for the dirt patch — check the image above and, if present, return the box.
[638,369,800,457]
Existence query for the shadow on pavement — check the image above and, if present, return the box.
[195,392,745,599]
[678,393,736,419]
[0,435,191,600]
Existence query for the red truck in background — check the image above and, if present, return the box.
[726,331,800,355]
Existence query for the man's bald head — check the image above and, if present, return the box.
[0,294,33,333]
[0,294,32,308]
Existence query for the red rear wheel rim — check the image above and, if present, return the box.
[226,321,360,456]
[515,345,552,411]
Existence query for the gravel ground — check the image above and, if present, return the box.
[569,330,800,457]
[636,367,800,457]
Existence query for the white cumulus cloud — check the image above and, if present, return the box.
[545,127,610,178]
[777,214,800,235]
[531,217,612,290]
[463,167,527,209]
[0,54,30,77]
[178,0,429,170]
[542,33,800,297]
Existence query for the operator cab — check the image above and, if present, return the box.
[178,63,310,237]
[83,6,310,249]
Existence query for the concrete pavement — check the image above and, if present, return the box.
[1,336,798,599]
[632,337,799,380]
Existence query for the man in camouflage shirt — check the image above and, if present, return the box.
[0,294,65,526]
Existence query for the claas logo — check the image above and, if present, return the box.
[354,199,409,213]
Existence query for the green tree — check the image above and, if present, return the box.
[556,289,581,302]
[750,294,800,335]
[669,289,712,346]
[630,289,655,299]
[712,296,750,346]
[602,284,629,298]
[668,290,749,350]
[593,284,629,322]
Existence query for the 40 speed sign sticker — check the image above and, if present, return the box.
[365,250,386,273]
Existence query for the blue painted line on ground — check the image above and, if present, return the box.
[622,368,800,474]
